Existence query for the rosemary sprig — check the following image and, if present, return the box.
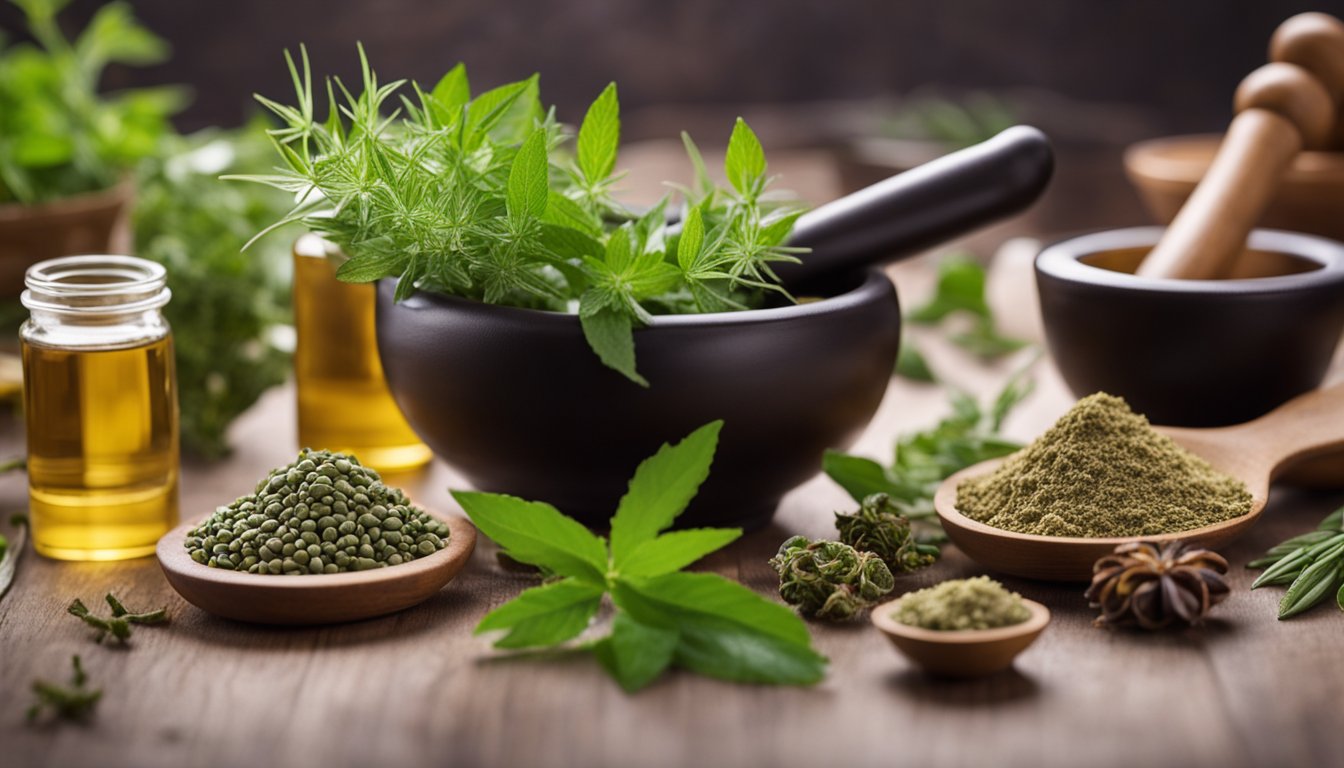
[1249,507,1344,619]
[27,655,101,725]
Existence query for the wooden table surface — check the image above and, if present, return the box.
[2,265,1342,768]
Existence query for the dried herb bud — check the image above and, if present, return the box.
[835,493,939,574]
[1086,541,1230,630]
[768,535,894,621]
[27,655,101,725]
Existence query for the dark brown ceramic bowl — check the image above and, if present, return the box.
[1036,227,1344,427]
[375,268,901,529]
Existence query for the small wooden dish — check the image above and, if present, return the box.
[157,514,476,625]
[870,597,1050,678]
[934,384,1344,581]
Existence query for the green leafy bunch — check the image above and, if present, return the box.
[1250,506,1344,619]
[897,254,1027,381]
[453,421,826,692]
[134,122,295,458]
[769,536,894,621]
[824,369,1032,539]
[234,46,806,385]
[835,493,940,574]
[0,0,184,204]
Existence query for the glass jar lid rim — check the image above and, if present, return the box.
[22,254,170,314]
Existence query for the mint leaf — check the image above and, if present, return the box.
[452,491,608,583]
[676,205,705,273]
[577,82,619,184]
[476,579,604,649]
[620,528,742,578]
[822,451,896,501]
[725,118,765,198]
[543,191,602,236]
[592,613,677,693]
[463,78,533,149]
[429,63,470,123]
[604,224,635,273]
[507,130,549,223]
[610,420,722,565]
[579,306,645,387]
[613,573,826,685]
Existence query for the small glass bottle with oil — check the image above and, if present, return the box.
[20,255,180,561]
[292,235,432,474]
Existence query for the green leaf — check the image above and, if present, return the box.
[334,250,410,283]
[578,305,645,387]
[507,130,549,222]
[907,254,991,324]
[451,491,608,583]
[577,83,620,184]
[895,338,935,382]
[604,225,636,273]
[543,192,603,236]
[76,2,170,70]
[476,578,604,649]
[592,613,678,693]
[430,63,470,118]
[464,78,533,148]
[822,451,896,503]
[725,118,765,197]
[620,528,741,578]
[613,573,826,686]
[610,421,723,566]
[677,205,705,273]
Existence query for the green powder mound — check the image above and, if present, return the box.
[895,576,1030,631]
[956,393,1252,537]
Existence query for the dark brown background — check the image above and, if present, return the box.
[3,0,1343,139]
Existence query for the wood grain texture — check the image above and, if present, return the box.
[2,265,1342,768]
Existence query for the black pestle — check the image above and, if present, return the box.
[777,125,1054,291]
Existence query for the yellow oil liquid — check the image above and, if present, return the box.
[22,336,180,560]
[293,241,432,473]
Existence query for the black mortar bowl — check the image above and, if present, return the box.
[1036,226,1344,427]
[376,127,1054,529]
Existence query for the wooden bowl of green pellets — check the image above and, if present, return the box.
[871,577,1050,678]
[157,449,476,625]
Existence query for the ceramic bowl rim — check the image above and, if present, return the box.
[870,597,1051,645]
[1035,226,1344,296]
[385,267,896,329]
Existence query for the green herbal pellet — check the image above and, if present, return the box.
[185,449,449,574]
[956,393,1252,538]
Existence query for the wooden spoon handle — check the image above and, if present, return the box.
[1237,383,1344,476]
[1271,12,1344,149]
[1137,63,1334,280]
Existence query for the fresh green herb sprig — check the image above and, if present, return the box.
[898,254,1026,379]
[67,593,168,644]
[0,0,183,204]
[454,421,826,692]
[27,655,100,724]
[1250,507,1344,619]
[233,47,806,385]
[885,91,1019,151]
[823,370,1032,539]
[134,123,295,458]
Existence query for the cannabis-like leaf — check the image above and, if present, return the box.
[454,421,827,692]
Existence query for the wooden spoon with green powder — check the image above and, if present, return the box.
[934,383,1344,581]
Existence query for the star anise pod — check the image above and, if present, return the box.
[1085,541,1230,630]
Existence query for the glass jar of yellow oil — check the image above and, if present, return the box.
[20,255,180,561]
[292,235,431,473]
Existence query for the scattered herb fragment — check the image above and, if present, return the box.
[186,449,449,574]
[769,536,894,621]
[67,593,168,644]
[27,655,100,725]
[905,253,1026,362]
[894,336,935,382]
[455,421,827,692]
[233,48,806,385]
[823,368,1032,539]
[835,493,939,574]
[895,576,1030,631]
[1086,541,1230,630]
[1249,507,1344,619]
[0,513,27,600]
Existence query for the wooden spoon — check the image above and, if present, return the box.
[1136,61,1337,279]
[157,513,476,625]
[934,383,1344,582]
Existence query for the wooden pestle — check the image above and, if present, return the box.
[1271,12,1344,149]
[1136,63,1334,279]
